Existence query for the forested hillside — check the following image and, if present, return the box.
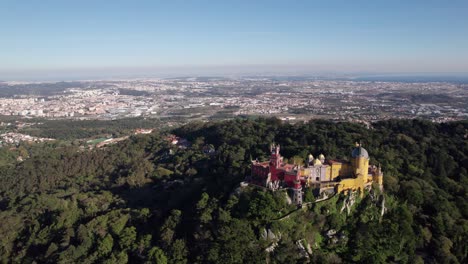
[0,117,162,140]
[0,118,466,263]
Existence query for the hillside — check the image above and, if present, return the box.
[0,118,466,263]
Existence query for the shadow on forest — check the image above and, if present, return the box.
[108,179,207,213]
[110,184,160,209]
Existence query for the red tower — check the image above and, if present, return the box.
[250,144,304,204]
[269,144,282,182]
[293,172,302,189]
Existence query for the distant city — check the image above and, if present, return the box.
[1,77,466,125]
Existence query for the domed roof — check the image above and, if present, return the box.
[308,154,314,160]
[352,146,369,159]
[319,154,325,160]
[312,158,322,166]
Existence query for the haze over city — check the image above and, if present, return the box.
[1,0,468,80]
[1,1,468,264]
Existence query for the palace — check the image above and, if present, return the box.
[249,143,383,205]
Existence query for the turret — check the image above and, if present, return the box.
[292,169,303,205]
[319,154,325,163]
[270,143,280,155]
[351,142,370,196]
[307,154,314,167]
[352,143,369,173]
[269,144,282,167]
[312,158,322,166]
[269,143,283,182]
[373,163,384,189]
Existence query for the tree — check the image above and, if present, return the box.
[169,239,188,264]
[303,188,315,203]
[148,246,167,264]
[160,210,182,248]
[97,234,114,258]
[119,226,137,251]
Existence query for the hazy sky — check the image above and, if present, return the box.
[1,0,468,79]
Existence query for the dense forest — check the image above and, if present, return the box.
[0,118,466,263]
[1,116,162,140]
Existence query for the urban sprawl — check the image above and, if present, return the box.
[1,77,467,124]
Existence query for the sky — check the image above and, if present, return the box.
[1,0,468,80]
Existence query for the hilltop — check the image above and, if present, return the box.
[0,118,466,263]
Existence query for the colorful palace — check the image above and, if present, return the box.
[248,143,383,205]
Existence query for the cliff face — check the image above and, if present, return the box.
[255,186,389,263]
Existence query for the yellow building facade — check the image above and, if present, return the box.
[336,144,383,196]
[301,143,383,197]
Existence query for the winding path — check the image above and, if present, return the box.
[240,181,337,221]
[272,192,337,221]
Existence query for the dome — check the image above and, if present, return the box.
[308,154,314,160]
[312,158,322,166]
[352,146,369,159]
[319,154,325,160]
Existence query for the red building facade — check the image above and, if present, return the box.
[250,144,303,203]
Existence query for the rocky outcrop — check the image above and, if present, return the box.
[265,242,278,253]
[306,241,313,255]
[261,228,281,241]
[340,191,356,215]
[326,229,337,238]
[379,195,387,222]
[285,191,292,205]
[296,240,310,260]
[263,229,282,254]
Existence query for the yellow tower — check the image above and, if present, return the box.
[353,146,368,170]
[373,164,384,190]
[335,143,382,196]
[351,143,369,196]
